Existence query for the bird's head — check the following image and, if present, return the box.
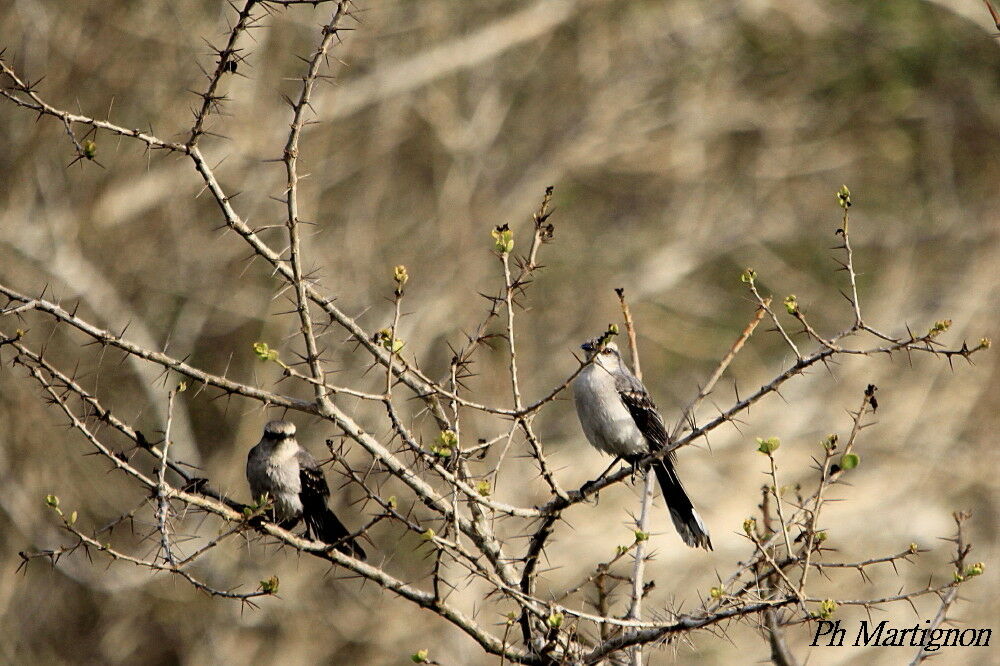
[263,420,297,441]
[581,339,621,369]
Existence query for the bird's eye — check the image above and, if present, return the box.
[600,348,613,355]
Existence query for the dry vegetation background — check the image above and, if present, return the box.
[1,0,998,664]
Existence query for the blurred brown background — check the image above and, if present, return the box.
[1,0,998,664]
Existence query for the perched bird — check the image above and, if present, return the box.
[572,340,712,550]
[246,420,367,560]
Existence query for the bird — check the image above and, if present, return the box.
[246,420,367,560]
[572,339,712,550]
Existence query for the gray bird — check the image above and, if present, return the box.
[572,340,712,550]
[246,420,367,560]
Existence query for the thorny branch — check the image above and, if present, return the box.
[908,512,977,666]
[615,288,655,666]
[280,1,353,409]
[0,6,990,666]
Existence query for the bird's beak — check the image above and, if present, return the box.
[581,342,594,353]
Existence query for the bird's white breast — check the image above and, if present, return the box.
[247,440,303,520]
[572,364,647,457]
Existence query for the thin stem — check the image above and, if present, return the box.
[502,251,524,411]
[282,2,352,408]
[156,390,177,565]
[386,287,403,397]
[672,301,767,439]
[768,455,794,563]
[617,288,650,666]
[748,279,801,360]
[839,206,864,328]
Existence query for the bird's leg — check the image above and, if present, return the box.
[580,456,624,498]
[274,515,309,541]
[247,512,266,531]
[624,454,644,483]
[245,508,284,534]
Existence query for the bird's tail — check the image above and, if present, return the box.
[651,458,712,550]
[304,505,368,561]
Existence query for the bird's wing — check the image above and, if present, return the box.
[615,372,670,451]
[295,449,367,559]
[296,449,332,506]
[246,443,266,501]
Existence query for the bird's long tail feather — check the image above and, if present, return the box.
[304,504,368,561]
[651,459,712,550]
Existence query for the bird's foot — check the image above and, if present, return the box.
[625,456,643,483]
[579,479,602,503]
[246,513,266,530]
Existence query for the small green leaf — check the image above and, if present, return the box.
[547,612,564,629]
[964,562,985,578]
[411,649,429,663]
[740,268,756,284]
[836,185,851,209]
[634,530,649,542]
[594,324,619,349]
[373,328,405,354]
[839,453,860,470]
[252,341,279,362]
[421,528,435,541]
[491,224,514,254]
[782,295,798,315]
[710,586,724,599]
[260,575,280,594]
[437,430,458,448]
[818,598,837,619]
[82,140,97,159]
[45,494,60,509]
[429,444,452,458]
[928,319,952,338]
[743,517,757,536]
[756,437,780,455]
[68,511,78,526]
[475,480,491,496]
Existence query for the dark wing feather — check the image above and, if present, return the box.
[296,450,367,560]
[614,368,710,549]
[615,373,670,452]
[297,451,332,505]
